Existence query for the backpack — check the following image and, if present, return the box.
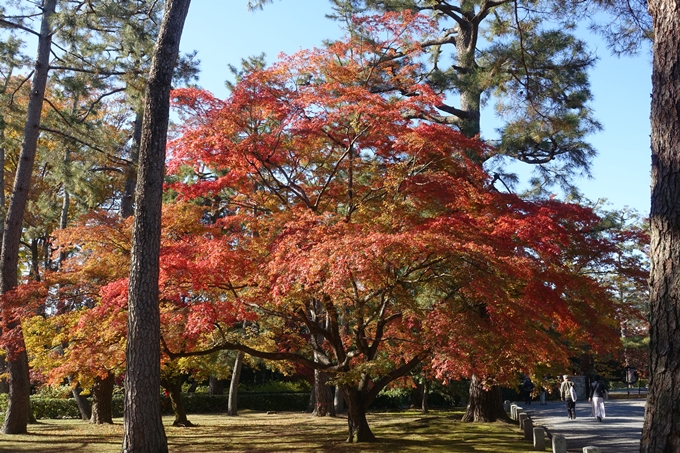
[569,384,577,401]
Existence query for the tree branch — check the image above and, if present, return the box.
[48,66,129,76]
[0,18,39,37]
[364,350,430,407]
[39,126,131,165]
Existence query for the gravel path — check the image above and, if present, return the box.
[518,396,645,453]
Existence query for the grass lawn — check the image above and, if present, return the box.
[0,410,547,452]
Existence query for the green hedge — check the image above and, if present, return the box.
[166,392,309,413]
[0,392,309,421]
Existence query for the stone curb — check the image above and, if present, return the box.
[506,400,604,453]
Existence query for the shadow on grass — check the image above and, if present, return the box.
[0,410,545,452]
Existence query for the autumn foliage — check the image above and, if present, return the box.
[165,12,621,440]
[7,12,636,443]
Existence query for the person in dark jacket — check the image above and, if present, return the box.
[522,376,535,405]
[589,375,607,422]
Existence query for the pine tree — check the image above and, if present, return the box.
[642,0,680,450]
[328,0,604,195]
[122,0,192,451]
[0,0,176,433]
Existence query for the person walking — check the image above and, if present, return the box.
[589,375,607,422]
[522,376,535,405]
[560,375,577,420]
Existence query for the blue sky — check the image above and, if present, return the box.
[180,1,652,217]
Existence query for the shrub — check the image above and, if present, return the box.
[165,392,310,413]
[31,397,82,419]
[240,380,311,393]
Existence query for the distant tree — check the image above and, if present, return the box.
[327,0,605,194]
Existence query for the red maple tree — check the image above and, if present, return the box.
[162,12,621,441]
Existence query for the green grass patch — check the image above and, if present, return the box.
[0,410,548,452]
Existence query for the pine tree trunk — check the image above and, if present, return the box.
[161,375,193,427]
[461,375,507,422]
[227,351,244,416]
[641,0,680,451]
[342,386,376,443]
[122,1,191,451]
[455,2,481,140]
[120,111,142,219]
[90,373,114,424]
[1,348,31,433]
[0,0,57,434]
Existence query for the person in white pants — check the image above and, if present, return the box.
[589,375,607,422]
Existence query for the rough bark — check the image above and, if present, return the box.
[227,351,244,416]
[90,373,114,424]
[122,1,191,451]
[641,0,680,451]
[0,0,57,435]
[455,0,482,140]
[161,375,193,427]
[461,375,508,422]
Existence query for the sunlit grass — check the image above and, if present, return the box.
[0,410,547,452]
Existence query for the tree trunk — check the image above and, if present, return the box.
[208,376,224,396]
[28,238,40,282]
[0,355,8,393]
[90,373,114,424]
[341,386,376,443]
[68,377,91,421]
[641,0,680,451]
[334,386,345,414]
[1,349,31,434]
[161,375,193,427]
[421,380,429,414]
[307,383,315,412]
[227,351,244,416]
[311,368,335,417]
[461,375,508,422]
[0,0,57,434]
[122,1,191,452]
[455,2,481,140]
[120,111,142,219]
